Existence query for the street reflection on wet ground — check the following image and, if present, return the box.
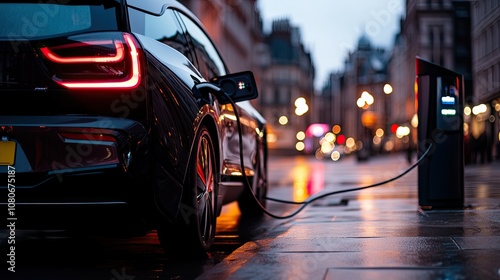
[198,153,500,280]
[0,195,292,280]
[0,204,274,280]
[2,154,498,279]
[270,153,500,202]
[268,153,421,204]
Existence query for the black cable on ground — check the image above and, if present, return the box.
[225,92,433,219]
[266,143,432,205]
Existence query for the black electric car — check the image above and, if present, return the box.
[0,0,267,256]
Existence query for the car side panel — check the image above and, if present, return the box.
[140,48,222,220]
[130,4,261,186]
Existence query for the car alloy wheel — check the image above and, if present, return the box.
[157,126,217,258]
[193,127,217,249]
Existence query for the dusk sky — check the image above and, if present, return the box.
[257,0,405,90]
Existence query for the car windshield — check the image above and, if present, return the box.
[0,1,120,40]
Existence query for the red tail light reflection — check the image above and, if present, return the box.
[59,132,116,143]
[40,40,125,64]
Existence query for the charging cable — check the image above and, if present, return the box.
[224,93,433,219]
[266,142,432,206]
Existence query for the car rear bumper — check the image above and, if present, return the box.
[0,115,147,172]
[0,166,155,234]
[0,115,155,233]
[0,202,151,235]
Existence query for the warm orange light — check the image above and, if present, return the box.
[332,125,341,134]
[292,164,309,202]
[414,77,419,112]
[361,111,377,128]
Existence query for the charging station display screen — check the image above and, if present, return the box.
[437,77,460,131]
[441,96,456,116]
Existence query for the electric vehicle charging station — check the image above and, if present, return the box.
[415,57,464,209]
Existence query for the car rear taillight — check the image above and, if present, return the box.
[57,129,121,168]
[39,32,141,89]
[59,131,116,144]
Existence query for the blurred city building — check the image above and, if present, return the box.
[320,36,391,159]
[179,1,315,154]
[383,0,500,163]
[178,0,265,107]
[319,0,475,159]
[470,0,500,162]
[258,18,315,153]
[318,0,484,161]
[390,0,476,157]
[181,0,499,161]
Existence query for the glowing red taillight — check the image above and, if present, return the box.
[40,40,125,64]
[40,32,141,89]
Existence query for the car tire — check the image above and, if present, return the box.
[238,139,267,217]
[158,126,217,258]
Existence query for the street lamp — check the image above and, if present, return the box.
[383,83,393,95]
[356,91,375,161]
[295,97,309,116]
[278,115,288,125]
[357,91,374,109]
[383,83,393,153]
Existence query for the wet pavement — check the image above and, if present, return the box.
[198,154,500,280]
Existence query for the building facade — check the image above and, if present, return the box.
[178,0,265,114]
[259,19,315,152]
[319,36,391,158]
[179,0,263,75]
[386,0,475,159]
[471,0,500,161]
[180,1,315,153]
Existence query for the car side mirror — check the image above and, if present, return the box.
[211,71,258,104]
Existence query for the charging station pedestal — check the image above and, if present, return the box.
[415,57,464,209]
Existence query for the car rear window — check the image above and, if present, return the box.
[0,1,119,40]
